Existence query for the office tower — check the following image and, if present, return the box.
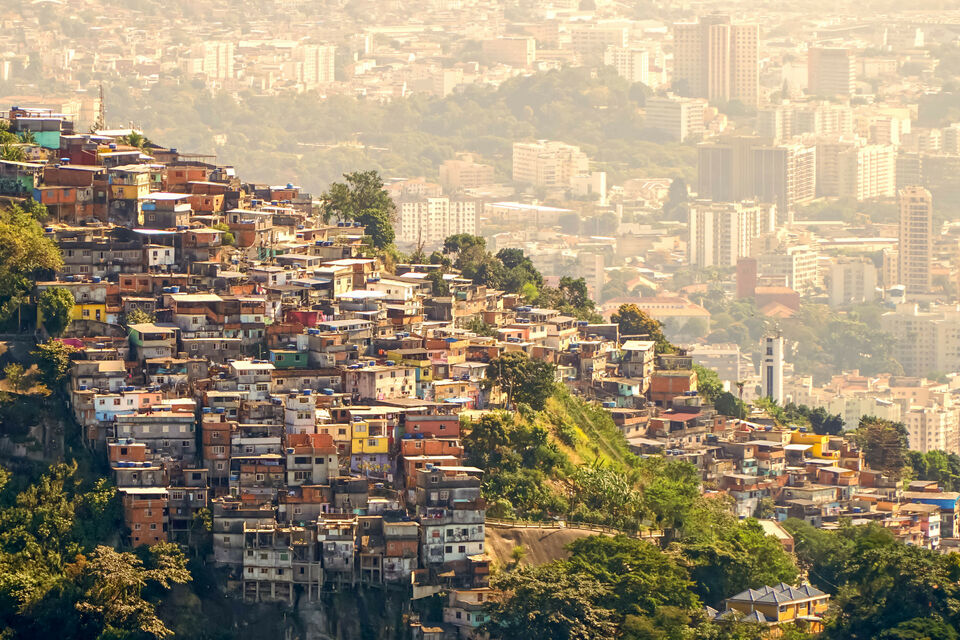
[898,186,933,295]
[807,47,856,97]
[512,141,589,188]
[816,139,896,200]
[697,135,762,202]
[760,334,784,403]
[687,200,775,267]
[753,143,816,219]
[673,14,759,106]
[645,95,705,142]
[603,46,649,84]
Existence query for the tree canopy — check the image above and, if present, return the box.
[0,202,62,322]
[38,287,74,336]
[611,304,674,353]
[319,170,396,249]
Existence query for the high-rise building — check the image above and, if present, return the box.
[807,47,856,97]
[394,196,477,248]
[512,141,590,188]
[753,143,816,219]
[760,334,784,403]
[697,135,763,203]
[296,45,336,86]
[645,95,705,142]
[816,138,896,200]
[603,46,649,84]
[881,303,960,376]
[898,185,933,295]
[904,405,959,455]
[673,14,759,106]
[199,41,235,80]
[687,200,776,267]
[569,24,629,63]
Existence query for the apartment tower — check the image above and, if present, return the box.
[898,186,933,295]
[673,14,759,106]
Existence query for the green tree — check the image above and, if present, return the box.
[70,544,190,639]
[611,304,674,353]
[32,340,77,391]
[0,143,25,162]
[211,222,235,246]
[484,562,618,640]
[663,178,689,222]
[124,308,156,326]
[427,270,449,296]
[484,351,557,410]
[680,497,798,606]
[693,364,723,402]
[3,362,25,392]
[566,536,699,617]
[0,203,63,321]
[852,416,909,478]
[119,131,151,149]
[38,287,74,336]
[319,170,396,249]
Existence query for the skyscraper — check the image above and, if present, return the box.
[673,14,759,106]
[808,47,856,97]
[898,186,933,295]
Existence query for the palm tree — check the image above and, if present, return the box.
[0,144,25,162]
[17,131,36,144]
[735,380,746,420]
[120,131,150,149]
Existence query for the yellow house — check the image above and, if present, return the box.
[350,420,389,454]
[386,349,433,383]
[723,582,830,632]
[790,430,840,460]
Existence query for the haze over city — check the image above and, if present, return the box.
[1,0,960,639]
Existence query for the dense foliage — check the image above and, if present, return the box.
[0,462,192,639]
[107,68,696,192]
[0,202,62,324]
[319,170,396,249]
[611,303,674,353]
[785,520,960,640]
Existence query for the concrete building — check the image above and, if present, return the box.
[673,14,759,106]
[288,44,335,87]
[827,257,878,307]
[512,141,589,188]
[687,200,775,267]
[881,303,960,377]
[645,95,705,142]
[394,196,477,248]
[756,246,819,293]
[808,47,856,97]
[603,46,649,84]
[904,405,959,455]
[760,334,784,403]
[753,143,817,218]
[816,139,896,200]
[898,186,933,295]
[569,23,629,63]
[481,37,536,67]
[439,155,494,191]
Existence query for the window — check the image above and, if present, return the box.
[458,545,465,553]
[445,546,452,553]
